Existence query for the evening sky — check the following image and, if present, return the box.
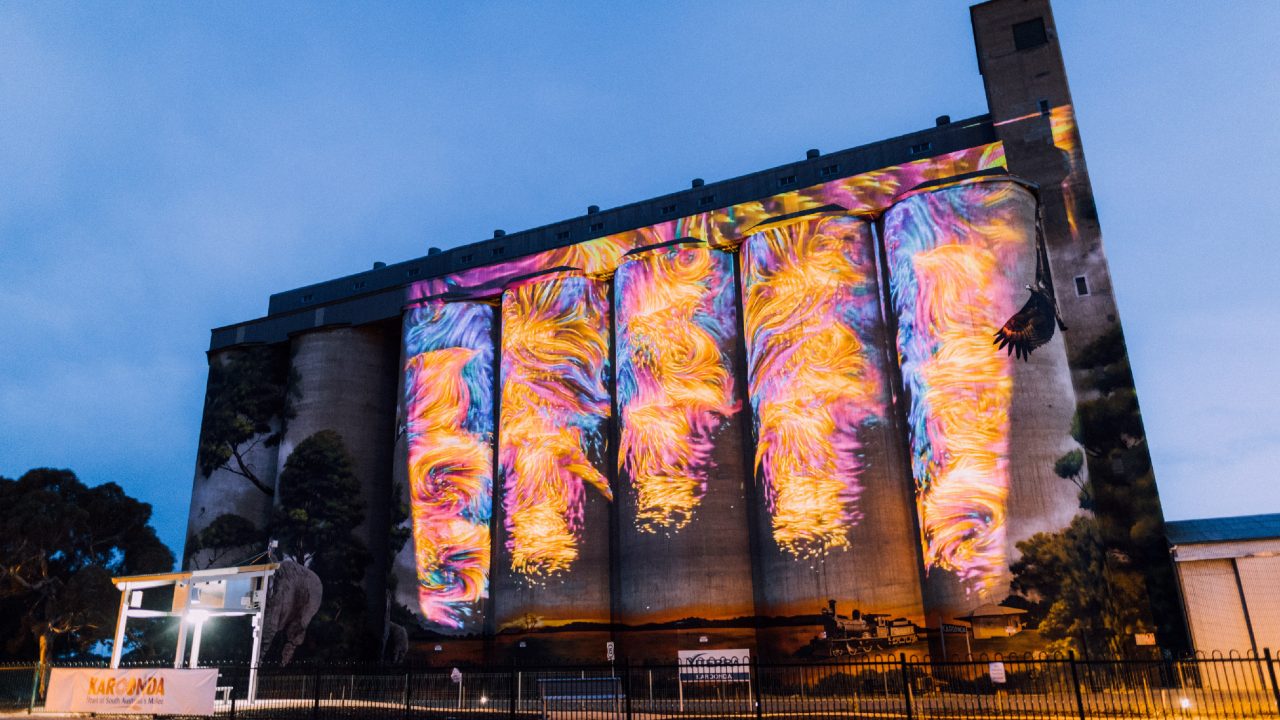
[1,1,1276,564]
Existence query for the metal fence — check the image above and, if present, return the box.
[11,652,1280,719]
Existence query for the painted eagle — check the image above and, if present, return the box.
[993,234,1067,361]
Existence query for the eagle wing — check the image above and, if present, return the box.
[993,291,1058,361]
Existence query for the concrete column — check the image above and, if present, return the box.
[278,322,400,650]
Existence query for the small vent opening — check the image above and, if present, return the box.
[1013,17,1048,51]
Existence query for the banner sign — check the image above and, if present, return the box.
[46,668,219,715]
[678,649,750,682]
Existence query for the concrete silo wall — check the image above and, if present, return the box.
[389,320,417,627]
[184,346,285,570]
[399,302,497,638]
[279,323,400,642]
[881,178,1084,643]
[612,242,756,662]
[739,216,925,658]
[491,270,613,661]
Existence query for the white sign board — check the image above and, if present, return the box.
[988,661,1007,684]
[46,668,219,716]
[606,641,615,661]
[678,648,750,682]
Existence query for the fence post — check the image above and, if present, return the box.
[899,653,913,720]
[751,656,764,720]
[403,667,412,720]
[1068,651,1087,720]
[229,694,236,720]
[311,665,322,720]
[28,663,40,713]
[1266,649,1280,715]
[623,658,632,720]
[508,662,517,719]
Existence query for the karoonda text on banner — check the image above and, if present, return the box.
[45,668,219,715]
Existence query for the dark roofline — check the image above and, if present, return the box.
[1166,513,1280,546]
[210,114,994,349]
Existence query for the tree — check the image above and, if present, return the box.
[382,484,413,661]
[1009,327,1186,656]
[185,513,266,570]
[1010,516,1146,656]
[0,469,173,666]
[273,430,365,567]
[1070,327,1185,652]
[271,430,373,660]
[196,345,295,497]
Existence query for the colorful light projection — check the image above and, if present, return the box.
[403,302,495,630]
[614,242,739,533]
[403,143,1011,631]
[499,270,612,578]
[740,216,885,558]
[882,178,1036,598]
[408,145,1006,304]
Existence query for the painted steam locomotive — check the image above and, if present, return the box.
[815,600,919,657]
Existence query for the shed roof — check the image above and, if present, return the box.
[1166,514,1280,545]
[958,604,1027,620]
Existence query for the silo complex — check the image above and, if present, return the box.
[192,0,1180,661]
[738,216,925,657]
[881,178,1084,628]
[612,241,756,660]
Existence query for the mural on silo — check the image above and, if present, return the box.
[883,177,1086,654]
[490,269,614,657]
[613,239,756,660]
[393,131,1172,661]
[402,301,496,635]
[739,215,924,659]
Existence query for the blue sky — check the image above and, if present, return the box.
[2,1,1277,563]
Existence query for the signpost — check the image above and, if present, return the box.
[940,622,972,659]
[676,649,751,713]
[677,649,751,682]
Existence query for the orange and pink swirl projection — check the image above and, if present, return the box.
[403,302,495,632]
[883,179,1034,600]
[499,270,612,579]
[614,242,739,532]
[740,216,885,558]
[406,145,1006,305]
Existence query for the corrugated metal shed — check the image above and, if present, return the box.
[1166,514,1280,546]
